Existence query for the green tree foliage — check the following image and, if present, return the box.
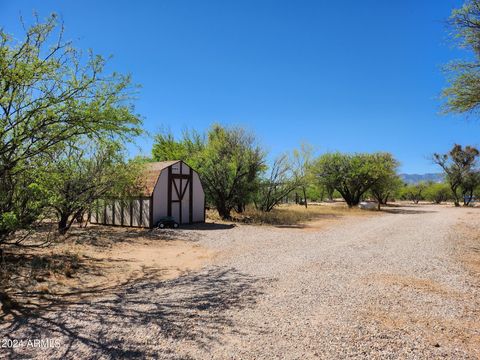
[460,170,480,205]
[255,144,314,211]
[39,140,142,234]
[313,152,399,207]
[369,173,403,210]
[292,143,314,208]
[254,154,301,212]
[305,183,323,202]
[474,182,480,198]
[152,125,265,219]
[399,183,427,204]
[433,144,479,206]
[424,182,452,204]
[443,1,480,114]
[0,166,47,243]
[152,129,204,162]
[0,15,142,242]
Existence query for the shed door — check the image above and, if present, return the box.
[167,163,193,224]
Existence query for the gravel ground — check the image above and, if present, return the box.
[1,204,479,359]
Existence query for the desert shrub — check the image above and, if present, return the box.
[399,183,427,204]
[424,183,451,204]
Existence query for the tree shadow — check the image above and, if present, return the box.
[383,203,419,208]
[381,208,437,215]
[178,223,236,231]
[271,213,341,229]
[273,224,308,229]
[68,225,205,246]
[0,266,263,359]
[71,223,235,246]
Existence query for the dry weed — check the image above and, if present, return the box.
[207,203,372,226]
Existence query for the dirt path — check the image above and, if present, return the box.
[1,205,479,359]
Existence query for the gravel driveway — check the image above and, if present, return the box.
[2,205,479,359]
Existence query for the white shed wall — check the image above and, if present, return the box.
[152,169,168,225]
[142,199,150,227]
[105,202,113,224]
[151,161,205,225]
[122,201,131,226]
[91,161,204,228]
[114,201,122,225]
[131,200,140,227]
[182,183,190,223]
[192,172,205,222]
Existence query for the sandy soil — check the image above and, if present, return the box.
[84,238,213,282]
[1,204,479,359]
[0,226,214,308]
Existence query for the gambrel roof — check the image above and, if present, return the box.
[140,160,180,196]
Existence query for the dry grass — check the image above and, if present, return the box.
[207,202,374,226]
[363,305,480,354]
[368,274,462,298]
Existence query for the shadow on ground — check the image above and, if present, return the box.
[381,208,437,215]
[0,266,262,359]
[179,223,236,231]
[69,225,209,246]
[71,222,236,247]
[272,213,342,229]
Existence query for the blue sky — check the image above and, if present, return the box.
[1,0,478,173]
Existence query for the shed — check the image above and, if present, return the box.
[90,160,205,228]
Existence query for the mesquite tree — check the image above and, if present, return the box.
[461,171,480,205]
[433,144,479,206]
[443,1,480,115]
[369,173,402,210]
[424,183,452,204]
[0,14,142,242]
[400,183,427,204]
[255,154,301,212]
[313,152,399,207]
[40,140,142,234]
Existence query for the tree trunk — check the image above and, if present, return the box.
[216,203,231,220]
[58,214,70,235]
[349,192,363,207]
[382,193,390,206]
[235,202,245,213]
[344,197,355,208]
[339,190,357,208]
[84,210,91,228]
[327,188,334,201]
[451,186,460,207]
[464,190,473,206]
[302,187,308,208]
[75,212,84,224]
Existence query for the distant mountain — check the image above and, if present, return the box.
[399,173,444,184]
